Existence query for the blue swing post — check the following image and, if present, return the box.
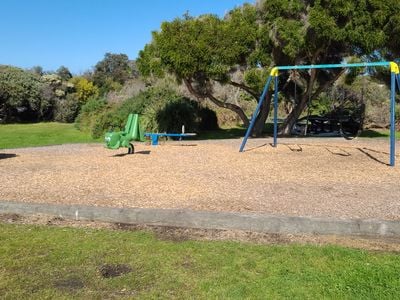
[239,73,275,152]
[273,72,279,147]
[389,62,399,166]
[240,61,399,167]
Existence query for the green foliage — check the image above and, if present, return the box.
[93,53,136,94]
[156,98,197,133]
[74,98,107,136]
[138,6,258,84]
[198,107,219,131]
[138,0,400,134]
[0,65,44,122]
[69,77,99,103]
[53,94,80,123]
[56,65,72,81]
[75,86,218,138]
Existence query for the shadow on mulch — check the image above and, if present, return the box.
[0,153,17,160]
[357,148,389,166]
[112,151,151,157]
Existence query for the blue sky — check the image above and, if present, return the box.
[0,0,252,74]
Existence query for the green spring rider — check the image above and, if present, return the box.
[104,113,144,154]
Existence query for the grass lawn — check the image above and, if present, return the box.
[0,122,100,149]
[1,122,398,150]
[0,223,399,299]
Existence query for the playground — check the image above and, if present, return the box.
[1,137,400,221]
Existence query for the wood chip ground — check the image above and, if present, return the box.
[1,137,400,221]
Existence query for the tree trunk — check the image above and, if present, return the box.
[280,68,318,135]
[279,68,345,135]
[279,93,309,135]
[252,92,272,137]
[206,93,250,127]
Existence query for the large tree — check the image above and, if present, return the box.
[138,0,400,136]
[137,6,263,129]
[0,65,44,122]
[93,53,137,93]
[257,0,400,134]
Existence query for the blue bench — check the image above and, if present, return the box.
[144,133,196,146]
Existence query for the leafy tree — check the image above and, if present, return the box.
[70,77,99,103]
[93,53,136,93]
[138,7,261,130]
[30,66,44,76]
[255,0,400,134]
[138,0,400,135]
[0,65,43,122]
[56,66,73,81]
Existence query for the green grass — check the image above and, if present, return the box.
[0,122,100,149]
[1,122,399,150]
[360,129,400,139]
[0,223,399,299]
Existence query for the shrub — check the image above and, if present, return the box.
[53,94,80,123]
[156,99,198,133]
[75,85,219,138]
[74,98,107,132]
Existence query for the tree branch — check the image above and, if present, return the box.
[226,80,260,99]
[184,78,250,126]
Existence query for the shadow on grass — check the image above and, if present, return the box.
[195,127,247,140]
[359,130,388,138]
[0,153,17,160]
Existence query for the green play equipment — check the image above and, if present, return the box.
[104,113,144,154]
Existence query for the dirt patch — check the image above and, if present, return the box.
[99,264,132,278]
[0,213,23,223]
[54,276,85,291]
[1,213,400,252]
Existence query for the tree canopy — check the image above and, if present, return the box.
[0,65,44,122]
[138,0,400,135]
[93,53,136,94]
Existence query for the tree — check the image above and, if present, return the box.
[138,0,400,136]
[30,66,44,76]
[256,0,400,134]
[0,65,43,122]
[93,53,136,93]
[56,66,72,81]
[138,6,262,130]
[70,77,99,103]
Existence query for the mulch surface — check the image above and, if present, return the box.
[1,137,400,220]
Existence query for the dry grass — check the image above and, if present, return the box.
[1,137,400,220]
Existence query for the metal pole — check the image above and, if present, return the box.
[390,72,396,166]
[396,74,400,93]
[273,76,279,147]
[239,75,273,152]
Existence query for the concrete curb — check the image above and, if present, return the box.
[1,201,400,237]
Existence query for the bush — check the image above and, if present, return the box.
[155,99,198,133]
[53,94,80,123]
[75,85,219,138]
[198,107,219,130]
[74,98,107,133]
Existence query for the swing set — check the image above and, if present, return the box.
[239,62,400,166]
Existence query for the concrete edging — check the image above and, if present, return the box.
[1,201,400,237]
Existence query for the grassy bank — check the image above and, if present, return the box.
[0,223,399,299]
[0,123,100,149]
